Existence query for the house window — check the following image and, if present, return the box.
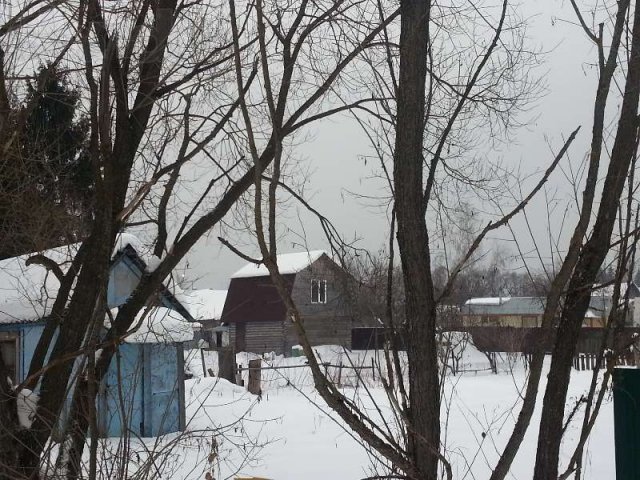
[0,334,18,384]
[311,279,327,304]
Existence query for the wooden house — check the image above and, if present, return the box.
[221,251,359,355]
[0,234,193,437]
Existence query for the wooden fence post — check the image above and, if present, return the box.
[236,364,244,386]
[218,347,235,383]
[201,348,207,377]
[490,352,497,374]
[371,357,375,382]
[248,359,262,395]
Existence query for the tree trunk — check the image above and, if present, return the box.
[56,378,92,480]
[0,354,20,480]
[14,220,113,479]
[533,2,640,477]
[393,0,439,478]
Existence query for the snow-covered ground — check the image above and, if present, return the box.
[92,344,614,479]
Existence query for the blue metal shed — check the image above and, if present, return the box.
[0,235,192,438]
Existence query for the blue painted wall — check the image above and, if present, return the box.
[99,343,145,437]
[0,254,140,385]
[145,343,184,436]
[107,255,143,308]
[98,343,184,437]
[107,255,184,311]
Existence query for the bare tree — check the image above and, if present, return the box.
[387,1,640,479]
[227,1,640,480]
[1,0,635,478]
[227,1,572,479]
[0,0,396,478]
[532,2,640,477]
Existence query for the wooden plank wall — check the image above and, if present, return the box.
[229,317,353,355]
[230,321,286,354]
[284,316,352,352]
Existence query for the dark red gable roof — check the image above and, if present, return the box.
[221,274,295,323]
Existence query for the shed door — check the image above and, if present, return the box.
[144,344,181,436]
[98,344,144,438]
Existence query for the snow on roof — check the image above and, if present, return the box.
[118,307,194,344]
[0,233,146,324]
[584,308,599,318]
[591,281,639,298]
[113,233,146,258]
[0,243,79,324]
[231,250,327,278]
[464,297,511,306]
[177,289,228,321]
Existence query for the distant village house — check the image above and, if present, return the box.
[460,283,640,352]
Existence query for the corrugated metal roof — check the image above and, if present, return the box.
[0,243,79,324]
[0,233,188,324]
[463,291,637,318]
[465,297,510,306]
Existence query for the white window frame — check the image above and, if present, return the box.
[311,279,328,304]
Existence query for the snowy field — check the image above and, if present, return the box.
[93,344,614,479]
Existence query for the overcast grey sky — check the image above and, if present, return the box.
[183,1,603,290]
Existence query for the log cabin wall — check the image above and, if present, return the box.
[228,321,286,355]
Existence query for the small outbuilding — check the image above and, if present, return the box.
[178,288,228,347]
[0,242,81,385]
[0,234,193,437]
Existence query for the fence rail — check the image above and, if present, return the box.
[236,358,377,386]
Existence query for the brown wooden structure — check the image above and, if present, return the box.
[221,251,362,355]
